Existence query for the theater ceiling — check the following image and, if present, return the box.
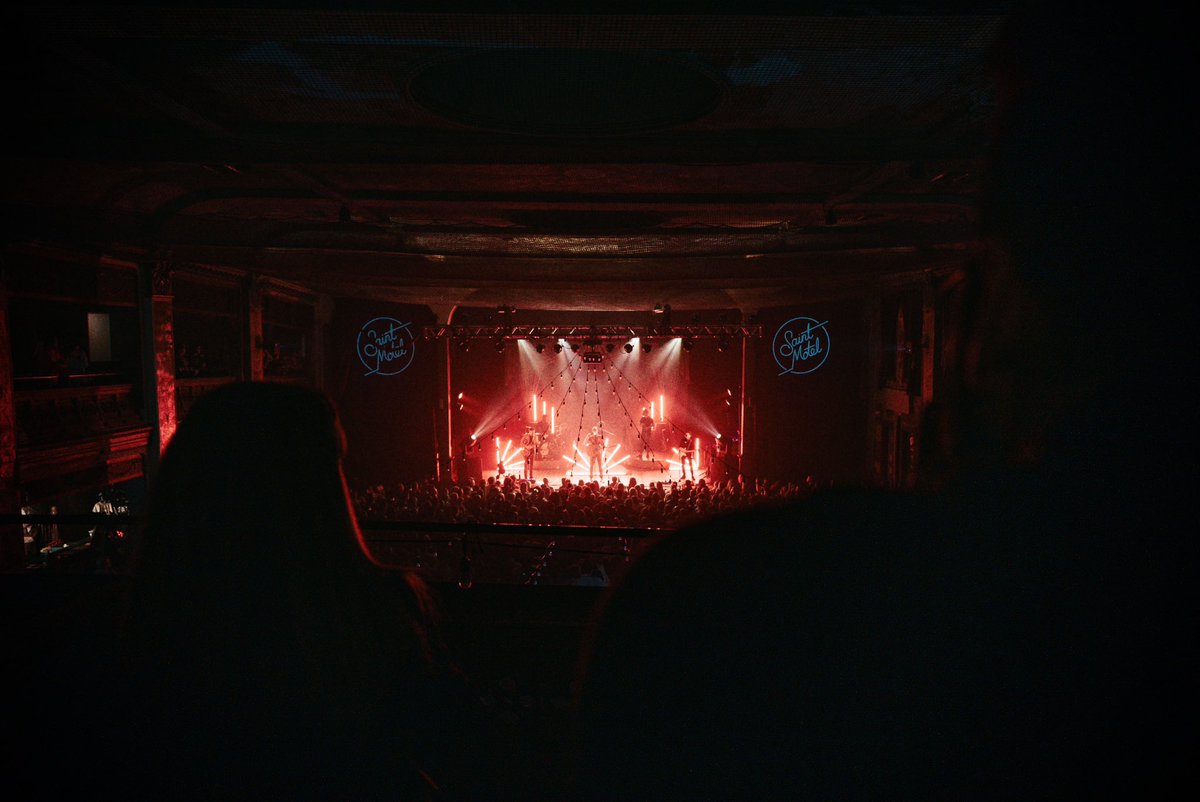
[3,2,1010,312]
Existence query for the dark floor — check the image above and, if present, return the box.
[4,572,605,797]
[430,582,605,796]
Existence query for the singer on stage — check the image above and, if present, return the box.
[520,425,537,480]
[586,424,606,481]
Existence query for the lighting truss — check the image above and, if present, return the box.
[423,324,764,340]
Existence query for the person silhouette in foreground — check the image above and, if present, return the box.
[573,5,1192,798]
[109,383,450,799]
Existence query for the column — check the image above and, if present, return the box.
[864,293,884,484]
[313,295,333,391]
[146,261,177,455]
[247,276,264,381]
[0,273,23,569]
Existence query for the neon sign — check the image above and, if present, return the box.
[356,317,415,376]
[772,317,830,376]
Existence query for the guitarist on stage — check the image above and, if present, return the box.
[520,426,537,480]
[638,407,655,460]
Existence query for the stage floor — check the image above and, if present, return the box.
[485,458,711,486]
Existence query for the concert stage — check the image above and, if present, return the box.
[462,456,732,487]
[444,329,745,494]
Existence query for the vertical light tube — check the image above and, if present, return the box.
[660,394,665,422]
[551,406,556,434]
[542,400,547,416]
[650,401,655,419]
[532,393,538,422]
[445,336,453,464]
[444,306,459,479]
[739,337,747,465]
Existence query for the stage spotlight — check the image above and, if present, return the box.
[494,337,505,353]
[623,342,634,353]
[605,342,615,353]
[535,342,545,353]
[553,342,563,353]
[717,338,729,352]
[457,392,464,400]
[642,342,652,353]
[683,339,694,351]
[458,338,470,352]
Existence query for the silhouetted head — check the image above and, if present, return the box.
[141,382,364,555]
[121,382,437,795]
[575,499,974,798]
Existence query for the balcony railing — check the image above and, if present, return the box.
[3,513,662,585]
[14,382,144,447]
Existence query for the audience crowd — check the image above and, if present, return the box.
[352,474,819,529]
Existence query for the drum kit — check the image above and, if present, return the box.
[534,430,556,459]
[522,428,556,461]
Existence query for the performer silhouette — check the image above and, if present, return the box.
[638,407,655,459]
[520,426,537,480]
[586,424,606,481]
[680,432,696,481]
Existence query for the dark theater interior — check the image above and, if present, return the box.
[2,1,1191,798]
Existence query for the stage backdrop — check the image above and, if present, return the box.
[326,299,439,488]
[750,299,870,486]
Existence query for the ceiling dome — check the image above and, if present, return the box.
[410,48,722,135]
